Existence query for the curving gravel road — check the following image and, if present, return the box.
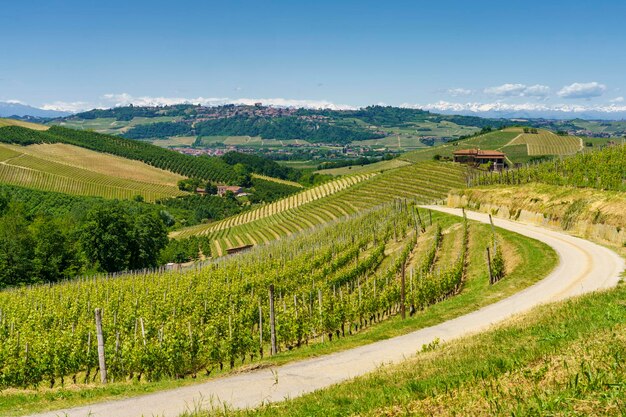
[28,207,625,417]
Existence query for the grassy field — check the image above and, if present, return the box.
[0,143,186,201]
[315,158,412,176]
[0,118,49,131]
[1,212,557,416]
[150,136,197,148]
[174,162,468,256]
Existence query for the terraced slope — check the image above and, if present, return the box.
[175,162,467,256]
[0,143,186,201]
[174,173,375,239]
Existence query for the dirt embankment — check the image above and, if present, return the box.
[448,184,626,249]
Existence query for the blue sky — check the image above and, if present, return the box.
[1,0,625,116]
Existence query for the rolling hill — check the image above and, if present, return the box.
[0,142,186,201]
[174,161,467,256]
[402,127,585,165]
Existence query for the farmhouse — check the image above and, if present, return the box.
[453,149,507,170]
[217,185,244,196]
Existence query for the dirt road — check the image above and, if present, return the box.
[29,207,624,417]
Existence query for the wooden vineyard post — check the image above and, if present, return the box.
[269,284,277,356]
[486,247,494,285]
[258,303,264,358]
[400,261,406,320]
[94,308,107,384]
[429,210,432,226]
[489,214,497,251]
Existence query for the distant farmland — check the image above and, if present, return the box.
[0,143,186,201]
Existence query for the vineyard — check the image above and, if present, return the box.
[0,144,185,202]
[175,173,376,239]
[174,162,467,256]
[0,126,240,185]
[507,130,582,156]
[0,202,485,389]
[469,143,626,191]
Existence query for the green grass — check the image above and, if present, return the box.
[0,213,558,416]
[199,281,626,417]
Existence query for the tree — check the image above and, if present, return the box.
[30,216,81,283]
[233,163,252,187]
[205,182,218,195]
[80,203,132,272]
[0,204,34,287]
[128,213,169,269]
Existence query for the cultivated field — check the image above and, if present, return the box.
[250,173,304,188]
[174,172,376,240]
[507,130,582,155]
[175,162,467,256]
[51,116,181,135]
[0,143,186,201]
[401,128,522,163]
[315,158,411,176]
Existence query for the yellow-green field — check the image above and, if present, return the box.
[0,143,186,201]
[0,118,49,131]
[250,173,304,188]
[150,136,197,148]
[507,130,582,155]
[315,158,412,176]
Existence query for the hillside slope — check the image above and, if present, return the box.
[174,162,467,256]
[402,127,584,165]
[0,143,186,201]
[0,125,240,184]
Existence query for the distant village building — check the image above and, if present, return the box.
[453,149,507,171]
[217,185,244,196]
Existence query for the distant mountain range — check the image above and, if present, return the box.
[0,102,71,118]
[418,102,626,121]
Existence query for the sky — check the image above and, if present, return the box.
[1,0,626,117]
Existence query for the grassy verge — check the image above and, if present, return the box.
[200,281,626,417]
[1,213,557,416]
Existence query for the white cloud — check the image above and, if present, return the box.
[484,83,550,98]
[447,88,473,96]
[101,93,355,111]
[39,94,356,113]
[557,82,606,99]
[41,101,92,112]
[610,96,624,103]
[5,99,25,105]
[400,100,626,118]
